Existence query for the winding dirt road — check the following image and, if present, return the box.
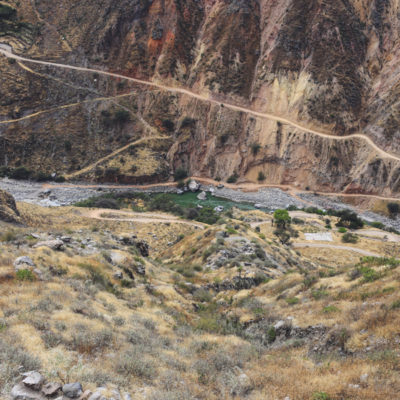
[292,243,381,258]
[66,136,170,179]
[1,48,400,162]
[83,209,205,229]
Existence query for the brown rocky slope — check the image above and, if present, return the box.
[0,0,400,195]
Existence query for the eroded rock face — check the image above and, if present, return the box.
[0,190,20,223]
[2,1,400,195]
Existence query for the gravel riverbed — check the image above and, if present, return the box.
[0,178,399,231]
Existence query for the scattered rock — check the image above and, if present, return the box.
[88,391,103,400]
[109,251,127,265]
[188,180,200,192]
[274,320,286,330]
[78,389,92,400]
[113,271,123,280]
[197,191,207,201]
[22,371,44,391]
[34,239,64,251]
[11,383,46,400]
[214,206,224,213]
[135,264,146,276]
[41,382,62,397]
[14,256,35,270]
[62,383,83,399]
[38,189,51,198]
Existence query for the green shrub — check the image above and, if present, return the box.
[342,232,358,243]
[9,166,31,180]
[257,171,266,182]
[16,269,36,281]
[335,209,364,230]
[359,266,380,283]
[286,297,299,305]
[227,173,238,183]
[303,275,318,289]
[323,305,339,314]
[71,326,113,353]
[117,349,156,380]
[370,221,384,229]
[338,227,347,233]
[360,256,400,268]
[174,168,188,181]
[267,327,276,343]
[312,393,331,400]
[34,171,52,182]
[311,287,329,300]
[390,299,400,310]
[55,175,66,183]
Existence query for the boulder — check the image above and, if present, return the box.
[62,383,83,399]
[88,391,103,400]
[188,180,200,192]
[41,382,62,397]
[22,371,44,390]
[109,251,127,265]
[78,390,92,400]
[197,191,207,201]
[0,190,21,223]
[113,271,123,280]
[135,264,146,276]
[14,256,35,270]
[11,383,46,400]
[34,239,64,251]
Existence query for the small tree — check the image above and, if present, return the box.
[257,171,266,182]
[273,209,291,229]
[227,173,238,183]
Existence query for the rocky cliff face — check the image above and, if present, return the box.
[1,0,400,195]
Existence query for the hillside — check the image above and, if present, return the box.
[1,193,400,399]
[1,1,400,195]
